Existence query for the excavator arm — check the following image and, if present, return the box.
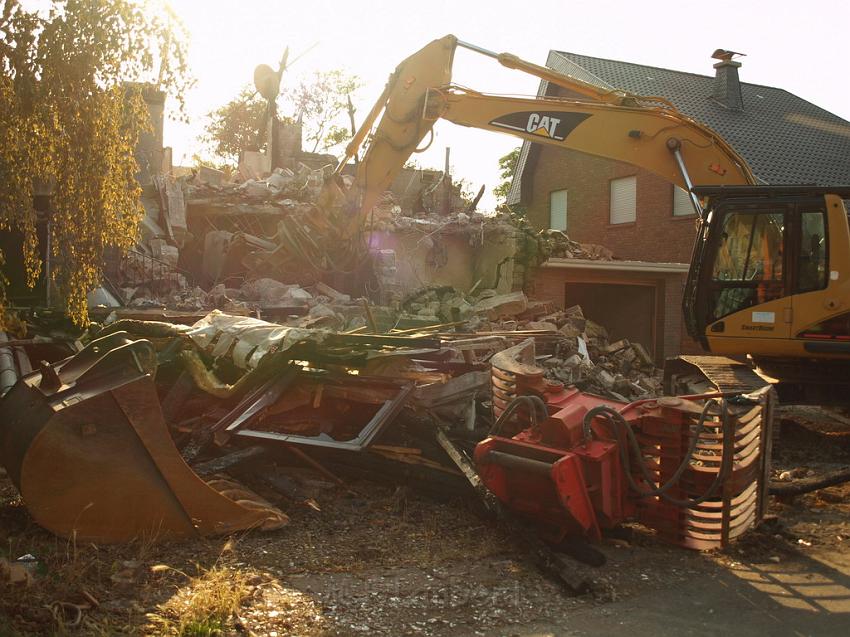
[340,34,755,231]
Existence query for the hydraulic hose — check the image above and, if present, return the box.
[583,399,733,508]
[490,394,549,437]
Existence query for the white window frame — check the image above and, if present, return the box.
[609,176,636,224]
[673,185,695,217]
[549,189,568,231]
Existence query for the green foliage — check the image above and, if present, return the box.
[0,0,191,325]
[493,145,526,218]
[284,69,361,153]
[493,146,521,203]
[179,618,225,637]
[202,86,268,166]
[203,69,360,165]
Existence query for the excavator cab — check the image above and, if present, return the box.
[683,186,850,394]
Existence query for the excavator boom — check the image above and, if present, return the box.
[341,34,755,232]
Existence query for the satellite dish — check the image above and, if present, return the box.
[253,63,280,101]
[711,49,746,62]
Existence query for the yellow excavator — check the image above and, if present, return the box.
[338,34,850,404]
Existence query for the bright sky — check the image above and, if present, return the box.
[165,0,850,210]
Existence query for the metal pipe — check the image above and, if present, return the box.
[485,450,553,476]
[0,332,19,396]
[455,39,500,59]
[667,138,704,217]
[457,39,637,107]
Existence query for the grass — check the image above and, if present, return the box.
[1,475,513,635]
[149,563,250,636]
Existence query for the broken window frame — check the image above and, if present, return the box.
[224,371,415,451]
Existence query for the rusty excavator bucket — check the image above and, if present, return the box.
[0,331,287,543]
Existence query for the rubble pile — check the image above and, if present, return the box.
[539,229,614,261]
[442,294,663,400]
[394,286,660,401]
[526,305,662,400]
[185,161,329,204]
[104,158,656,401]
[368,192,514,236]
[107,155,524,319]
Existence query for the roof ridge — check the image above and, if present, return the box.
[552,50,803,95]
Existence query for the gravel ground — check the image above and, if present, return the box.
[1,405,848,635]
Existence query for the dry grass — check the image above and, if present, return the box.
[1,475,515,635]
[148,563,250,636]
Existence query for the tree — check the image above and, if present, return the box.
[493,146,521,204]
[201,86,270,166]
[0,0,191,325]
[284,69,361,154]
[204,69,360,166]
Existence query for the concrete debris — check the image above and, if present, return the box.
[473,291,528,320]
[314,281,351,303]
[241,179,274,198]
[238,150,271,181]
[241,278,296,305]
[498,304,663,400]
[197,165,226,186]
[540,229,614,261]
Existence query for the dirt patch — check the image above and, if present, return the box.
[2,406,849,635]
[0,474,698,636]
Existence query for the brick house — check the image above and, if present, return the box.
[508,50,850,362]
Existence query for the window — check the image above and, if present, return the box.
[549,189,567,231]
[673,186,694,216]
[710,211,784,318]
[797,210,827,293]
[712,212,784,282]
[610,176,636,224]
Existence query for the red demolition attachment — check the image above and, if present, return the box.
[476,339,774,550]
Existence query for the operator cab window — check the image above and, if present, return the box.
[796,210,827,293]
[710,211,784,319]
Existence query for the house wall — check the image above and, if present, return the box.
[520,92,706,358]
[369,226,518,299]
[524,145,699,263]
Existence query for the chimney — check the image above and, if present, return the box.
[710,49,745,111]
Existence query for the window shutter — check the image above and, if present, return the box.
[549,190,567,230]
[610,176,636,224]
[673,186,693,216]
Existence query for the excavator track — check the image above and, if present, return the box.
[664,354,778,449]
[664,355,772,396]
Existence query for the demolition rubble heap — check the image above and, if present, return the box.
[111,160,519,313]
[0,153,721,589]
[97,157,662,403]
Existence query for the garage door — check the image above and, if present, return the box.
[564,282,656,359]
